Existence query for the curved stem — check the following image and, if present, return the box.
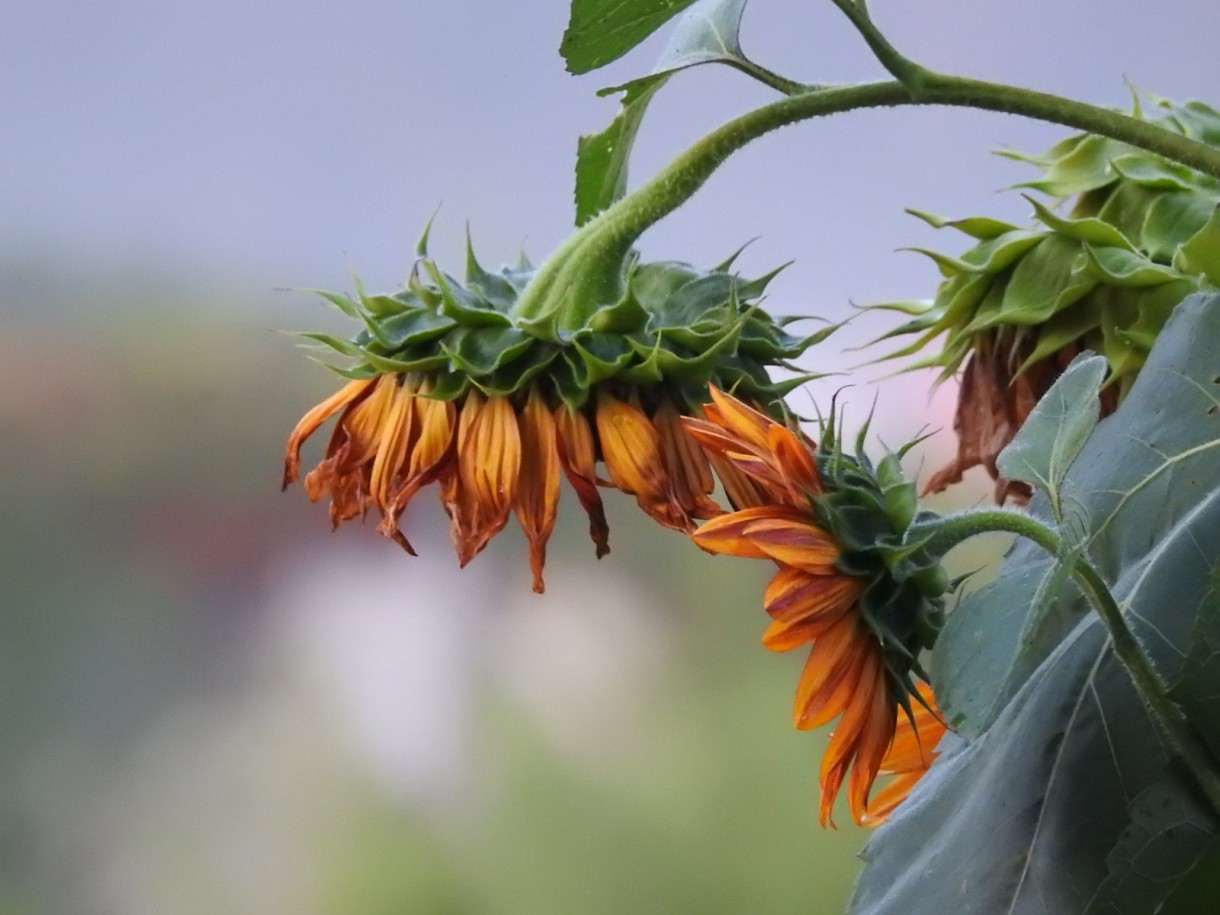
[516,35,1220,329]
[826,0,928,86]
[726,59,815,97]
[913,509,1220,816]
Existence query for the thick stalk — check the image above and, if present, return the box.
[913,509,1220,815]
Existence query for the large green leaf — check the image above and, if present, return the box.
[853,294,1220,914]
[934,293,1220,735]
[573,0,754,225]
[561,0,699,74]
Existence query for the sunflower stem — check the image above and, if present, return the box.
[513,59,1220,335]
[913,509,1220,816]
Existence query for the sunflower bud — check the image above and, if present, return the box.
[687,388,949,827]
[283,231,832,592]
[874,96,1220,501]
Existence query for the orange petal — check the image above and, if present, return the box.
[379,392,458,553]
[334,374,400,474]
[767,424,823,501]
[847,668,898,825]
[707,453,774,509]
[792,615,871,730]
[761,574,863,651]
[859,771,924,827]
[283,377,377,488]
[369,378,416,509]
[555,405,610,558]
[596,391,688,531]
[691,505,806,559]
[706,386,775,451]
[447,391,521,566]
[741,517,840,572]
[765,567,851,621]
[861,684,948,826]
[513,388,561,593]
[818,647,888,827]
[655,399,722,520]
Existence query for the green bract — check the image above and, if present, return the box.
[303,232,831,410]
[814,416,947,699]
[875,96,1220,396]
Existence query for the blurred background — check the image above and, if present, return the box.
[3,1,1219,912]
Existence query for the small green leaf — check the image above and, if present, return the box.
[571,331,636,385]
[372,309,457,350]
[906,208,1020,240]
[1173,204,1220,285]
[441,326,534,376]
[424,263,513,327]
[362,349,449,374]
[574,0,755,224]
[997,353,1108,518]
[995,353,1112,512]
[1111,152,1200,191]
[561,0,700,73]
[575,77,669,226]
[1027,196,1137,250]
[1085,245,1185,286]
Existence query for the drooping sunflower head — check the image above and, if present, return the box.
[283,231,833,592]
[872,95,1220,501]
[686,388,949,826]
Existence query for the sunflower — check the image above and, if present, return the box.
[283,236,827,592]
[686,387,947,826]
[871,96,1220,502]
[283,375,733,592]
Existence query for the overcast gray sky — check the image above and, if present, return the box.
[4,0,1218,326]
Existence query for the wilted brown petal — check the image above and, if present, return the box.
[555,405,610,558]
[282,377,377,489]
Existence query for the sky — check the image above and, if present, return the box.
[5,0,1219,316]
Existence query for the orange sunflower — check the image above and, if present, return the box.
[283,375,726,593]
[686,387,948,826]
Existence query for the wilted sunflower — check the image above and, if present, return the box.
[686,388,948,826]
[283,236,830,592]
[872,96,1220,501]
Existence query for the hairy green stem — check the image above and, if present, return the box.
[726,58,813,97]
[514,73,1220,330]
[913,509,1220,815]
